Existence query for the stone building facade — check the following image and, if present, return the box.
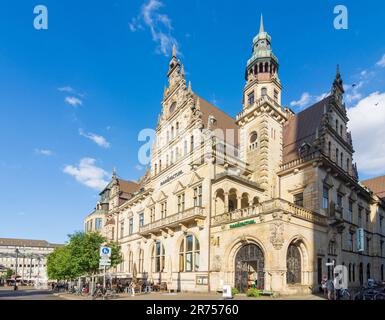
[0,238,62,284]
[84,17,385,294]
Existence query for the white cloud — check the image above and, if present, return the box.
[135,164,144,171]
[58,86,75,94]
[79,129,110,148]
[63,158,110,191]
[376,54,385,68]
[35,148,53,156]
[65,96,82,107]
[290,92,312,108]
[129,0,179,56]
[347,91,385,176]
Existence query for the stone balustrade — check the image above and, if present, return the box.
[139,206,206,234]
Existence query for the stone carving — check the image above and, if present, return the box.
[270,222,284,250]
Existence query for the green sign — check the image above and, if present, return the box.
[229,220,256,229]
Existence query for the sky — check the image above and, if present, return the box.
[0,0,385,243]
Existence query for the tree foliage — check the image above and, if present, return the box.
[47,231,122,280]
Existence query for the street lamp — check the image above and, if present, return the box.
[15,249,19,278]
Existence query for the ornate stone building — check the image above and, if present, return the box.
[84,17,385,294]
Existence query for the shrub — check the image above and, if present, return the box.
[246,288,261,298]
[231,287,239,296]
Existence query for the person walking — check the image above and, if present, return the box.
[326,279,335,300]
[321,276,328,296]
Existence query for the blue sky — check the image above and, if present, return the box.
[1,0,385,243]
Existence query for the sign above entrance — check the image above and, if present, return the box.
[229,220,256,229]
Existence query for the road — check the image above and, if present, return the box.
[0,289,63,300]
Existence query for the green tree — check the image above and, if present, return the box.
[47,231,122,280]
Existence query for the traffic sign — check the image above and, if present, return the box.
[100,246,111,258]
[99,258,111,267]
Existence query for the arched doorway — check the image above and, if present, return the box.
[234,244,264,292]
[287,244,302,284]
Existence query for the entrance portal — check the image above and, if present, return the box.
[234,244,264,292]
[287,244,302,284]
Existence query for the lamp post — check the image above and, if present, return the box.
[15,249,19,278]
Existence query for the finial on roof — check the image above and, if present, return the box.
[259,14,264,33]
[181,64,185,76]
[112,167,117,179]
[172,44,177,58]
[196,97,201,110]
[187,81,192,94]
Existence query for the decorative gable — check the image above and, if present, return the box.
[173,181,186,194]
[188,171,204,187]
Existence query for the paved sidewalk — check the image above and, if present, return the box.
[57,291,326,301]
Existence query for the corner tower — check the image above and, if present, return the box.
[243,15,282,107]
[237,15,288,196]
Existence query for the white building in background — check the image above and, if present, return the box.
[0,238,62,285]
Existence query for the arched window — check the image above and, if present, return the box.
[261,87,267,97]
[336,119,339,132]
[184,140,188,155]
[179,235,200,272]
[328,141,331,156]
[381,264,384,281]
[259,63,263,73]
[367,263,371,281]
[249,131,258,150]
[128,251,133,273]
[352,264,356,282]
[171,126,175,139]
[138,249,144,273]
[154,164,158,175]
[152,241,165,273]
[169,102,177,114]
[264,62,269,73]
[176,122,180,135]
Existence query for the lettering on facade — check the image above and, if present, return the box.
[160,170,183,186]
[229,220,256,229]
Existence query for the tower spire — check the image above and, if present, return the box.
[259,14,264,33]
[172,43,177,58]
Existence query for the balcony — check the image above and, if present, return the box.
[139,206,206,236]
[211,199,327,226]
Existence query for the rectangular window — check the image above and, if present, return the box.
[194,185,203,207]
[177,193,185,213]
[366,212,370,225]
[347,233,354,251]
[247,92,254,106]
[95,218,102,230]
[348,201,353,222]
[358,207,362,223]
[139,213,144,228]
[322,186,329,209]
[274,90,278,102]
[293,193,304,207]
[161,202,167,219]
[129,218,133,235]
[150,207,155,222]
[120,221,124,239]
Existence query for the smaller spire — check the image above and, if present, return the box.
[196,97,201,110]
[259,14,264,33]
[181,64,185,76]
[112,167,117,179]
[172,43,177,58]
[187,81,192,94]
